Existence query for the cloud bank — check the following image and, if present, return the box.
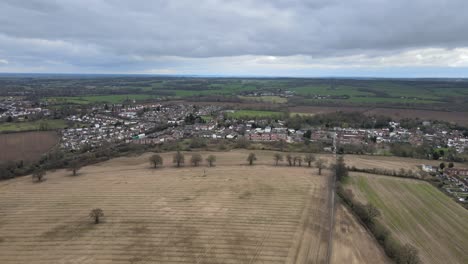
[0,0,467,76]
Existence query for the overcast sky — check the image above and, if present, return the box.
[1,0,468,77]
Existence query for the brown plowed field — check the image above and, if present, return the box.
[0,131,59,162]
[0,155,334,264]
[289,106,468,125]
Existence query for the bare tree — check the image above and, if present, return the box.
[32,169,46,182]
[89,208,104,224]
[286,154,293,166]
[149,154,163,168]
[295,156,303,166]
[206,155,216,167]
[304,153,316,167]
[68,161,82,176]
[315,159,327,175]
[333,156,348,182]
[173,151,185,167]
[191,153,203,167]
[247,153,257,166]
[273,153,283,166]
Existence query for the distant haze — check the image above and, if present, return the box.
[1,0,468,77]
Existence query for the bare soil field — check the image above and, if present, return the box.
[331,204,391,264]
[346,173,468,264]
[365,108,468,126]
[289,105,468,125]
[0,131,59,162]
[0,155,335,263]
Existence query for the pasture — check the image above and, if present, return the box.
[346,174,468,264]
[0,131,59,162]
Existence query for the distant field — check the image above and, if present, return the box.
[47,94,157,104]
[288,105,468,126]
[226,109,283,119]
[0,131,59,162]
[0,119,67,132]
[239,95,288,104]
[346,174,468,264]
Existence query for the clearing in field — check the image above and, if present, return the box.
[0,131,59,162]
[346,173,468,264]
[0,155,333,264]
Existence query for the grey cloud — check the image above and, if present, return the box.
[0,0,467,73]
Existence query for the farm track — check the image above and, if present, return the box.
[0,164,330,264]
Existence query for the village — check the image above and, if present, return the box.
[0,96,50,121]
[56,102,468,154]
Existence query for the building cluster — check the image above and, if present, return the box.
[61,113,152,150]
[0,97,50,121]
[51,101,468,157]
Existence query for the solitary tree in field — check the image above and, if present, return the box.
[295,156,303,167]
[206,155,216,167]
[439,162,446,171]
[173,151,185,167]
[273,153,283,166]
[315,159,326,175]
[448,162,454,168]
[286,154,293,166]
[89,208,104,224]
[68,161,82,176]
[149,154,163,168]
[32,169,46,182]
[304,153,316,167]
[247,153,257,166]
[191,154,203,167]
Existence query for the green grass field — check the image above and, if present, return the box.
[225,110,283,119]
[0,119,68,132]
[346,174,468,264]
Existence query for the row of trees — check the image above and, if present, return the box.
[273,153,327,174]
[149,151,217,168]
[149,152,330,174]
